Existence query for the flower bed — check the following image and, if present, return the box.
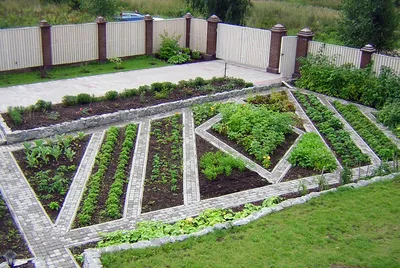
[142,114,183,213]
[12,133,91,221]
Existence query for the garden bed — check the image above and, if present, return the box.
[74,124,137,228]
[142,114,183,213]
[12,134,91,222]
[281,166,319,182]
[196,135,270,199]
[0,194,32,260]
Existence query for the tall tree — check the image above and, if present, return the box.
[339,0,399,51]
[186,0,252,25]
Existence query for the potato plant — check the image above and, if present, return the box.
[199,151,246,180]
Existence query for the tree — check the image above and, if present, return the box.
[339,0,399,51]
[81,0,117,17]
[186,0,252,25]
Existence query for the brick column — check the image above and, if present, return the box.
[293,28,314,78]
[96,16,107,63]
[39,20,52,70]
[144,15,154,55]
[185,13,193,48]
[267,24,287,74]
[360,44,376,68]
[204,15,222,60]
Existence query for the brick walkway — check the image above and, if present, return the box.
[0,88,398,267]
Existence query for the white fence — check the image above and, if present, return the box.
[279,36,298,77]
[51,24,98,65]
[0,27,42,71]
[153,19,186,53]
[372,53,400,75]
[216,24,271,69]
[308,41,362,67]
[190,19,207,53]
[107,21,145,58]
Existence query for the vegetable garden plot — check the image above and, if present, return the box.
[196,135,270,199]
[75,124,138,228]
[333,101,399,161]
[142,114,183,213]
[12,133,91,222]
[294,91,370,168]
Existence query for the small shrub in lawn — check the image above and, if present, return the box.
[105,90,118,101]
[76,93,92,104]
[7,106,25,126]
[200,151,246,180]
[62,95,78,107]
[289,132,337,172]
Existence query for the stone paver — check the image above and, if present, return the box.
[1,84,399,267]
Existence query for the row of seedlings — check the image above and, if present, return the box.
[142,113,183,213]
[294,91,370,168]
[333,101,399,161]
[75,124,137,227]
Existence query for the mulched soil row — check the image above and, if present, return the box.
[13,135,91,222]
[0,195,32,260]
[142,115,184,213]
[209,129,299,171]
[74,126,135,227]
[281,166,320,182]
[196,135,270,200]
[2,81,244,131]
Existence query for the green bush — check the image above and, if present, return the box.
[159,33,181,60]
[289,132,337,172]
[200,151,246,180]
[7,106,25,126]
[151,82,164,92]
[167,53,190,64]
[378,101,400,129]
[105,90,118,101]
[119,88,139,99]
[191,49,201,60]
[76,93,92,104]
[34,99,52,112]
[62,95,78,107]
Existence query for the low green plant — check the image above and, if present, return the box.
[45,111,60,121]
[62,95,78,107]
[7,106,25,126]
[200,151,246,180]
[289,132,337,172]
[315,174,329,191]
[191,49,201,60]
[159,33,182,60]
[377,101,400,138]
[191,102,223,126]
[297,180,308,196]
[104,90,118,101]
[340,166,352,185]
[76,93,92,104]
[49,201,60,211]
[167,53,190,64]
[247,91,295,112]
[119,88,139,99]
[108,57,123,69]
[34,99,52,112]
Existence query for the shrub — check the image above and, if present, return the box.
[34,99,52,112]
[159,33,181,60]
[7,106,25,126]
[105,90,118,101]
[191,49,201,60]
[377,101,400,129]
[76,93,92,104]
[167,53,190,64]
[119,88,139,99]
[151,82,164,92]
[288,132,337,172]
[194,77,206,87]
[62,95,78,107]
[200,151,246,180]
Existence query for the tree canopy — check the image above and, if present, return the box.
[186,0,253,25]
[339,0,399,51]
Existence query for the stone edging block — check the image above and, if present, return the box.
[82,172,399,268]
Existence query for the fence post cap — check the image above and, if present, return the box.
[96,16,107,23]
[297,28,314,37]
[271,24,287,32]
[361,44,376,53]
[39,20,51,27]
[144,14,154,21]
[184,13,193,19]
[207,15,222,23]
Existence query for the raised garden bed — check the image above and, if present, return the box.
[196,135,270,199]
[0,194,32,260]
[142,114,183,213]
[12,133,91,221]
[74,124,137,228]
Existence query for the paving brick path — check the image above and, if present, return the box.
[0,88,399,267]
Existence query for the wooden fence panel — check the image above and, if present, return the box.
[190,18,207,53]
[107,21,145,58]
[372,53,400,75]
[308,41,362,67]
[153,19,186,53]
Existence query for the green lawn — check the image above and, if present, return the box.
[101,176,400,268]
[0,56,169,88]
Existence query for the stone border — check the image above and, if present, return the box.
[82,172,399,268]
[0,83,282,144]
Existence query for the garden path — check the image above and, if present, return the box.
[0,87,398,267]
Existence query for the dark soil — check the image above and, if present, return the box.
[0,195,32,260]
[74,126,136,227]
[281,166,320,182]
[12,135,91,222]
[196,135,270,199]
[2,80,246,131]
[142,115,184,213]
[209,129,298,171]
[280,183,341,200]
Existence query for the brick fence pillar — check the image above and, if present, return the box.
[360,44,376,68]
[39,20,52,70]
[293,28,314,78]
[96,16,107,63]
[185,13,193,48]
[267,24,287,74]
[144,15,154,55]
[204,15,222,60]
